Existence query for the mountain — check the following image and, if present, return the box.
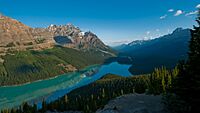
[113,44,128,51]
[0,14,112,54]
[115,28,191,74]
[0,15,55,53]
[0,14,115,86]
[47,24,110,51]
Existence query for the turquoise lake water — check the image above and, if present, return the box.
[0,62,132,109]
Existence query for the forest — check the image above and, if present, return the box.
[0,46,111,86]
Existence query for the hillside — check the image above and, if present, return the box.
[0,15,55,53]
[0,46,113,86]
[115,28,191,74]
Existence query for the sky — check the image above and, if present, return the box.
[0,0,199,46]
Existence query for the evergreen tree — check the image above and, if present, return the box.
[21,103,29,113]
[169,10,200,113]
[32,104,37,113]
[64,95,68,104]
[186,9,200,112]
[41,100,47,113]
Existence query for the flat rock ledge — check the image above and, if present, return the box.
[46,111,82,113]
[96,94,168,113]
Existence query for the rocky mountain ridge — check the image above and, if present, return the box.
[0,14,110,55]
[116,28,189,51]
[47,24,109,50]
[115,28,191,74]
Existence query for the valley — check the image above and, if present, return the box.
[0,62,132,109]
[0,15,195,112]
[0,1,199,112]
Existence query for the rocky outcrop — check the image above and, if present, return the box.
[0,14,55,53]
[96,94,167,113]
[47,24,109,51]
[57,64,77,72]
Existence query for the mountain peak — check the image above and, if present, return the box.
[49,24,56,27]
[66,23,74,27]
[173,27,184,33]
[46,24,108,50]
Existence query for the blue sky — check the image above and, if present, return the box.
[0,0,199,46]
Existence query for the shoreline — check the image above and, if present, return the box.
[1,72,66,88]
[0,64,101,88]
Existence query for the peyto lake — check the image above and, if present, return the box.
[0,62,132,109]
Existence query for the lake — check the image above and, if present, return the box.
[0,62,132,109]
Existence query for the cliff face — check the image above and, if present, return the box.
[47,24,109,51]
[0,15,55,53]
[0,15,111,54]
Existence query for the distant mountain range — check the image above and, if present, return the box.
[114,28,191,74]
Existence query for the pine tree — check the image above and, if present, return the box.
[102,88,105,98]
[170,10,200,113]
[32,104,37,113]
[186,9,200,112]
[64,95,68,104]
[161,75,166,93]
[22,102,31,113]
[41,100,47,113]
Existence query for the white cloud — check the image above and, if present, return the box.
[146,31,150,35]
[185,10,198,16]
[160,14,167,19]
[168,9,174,12]
[196,4,200,8]
[174,10,184,16]
[143,36,148,40]
[156,29,160,32]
